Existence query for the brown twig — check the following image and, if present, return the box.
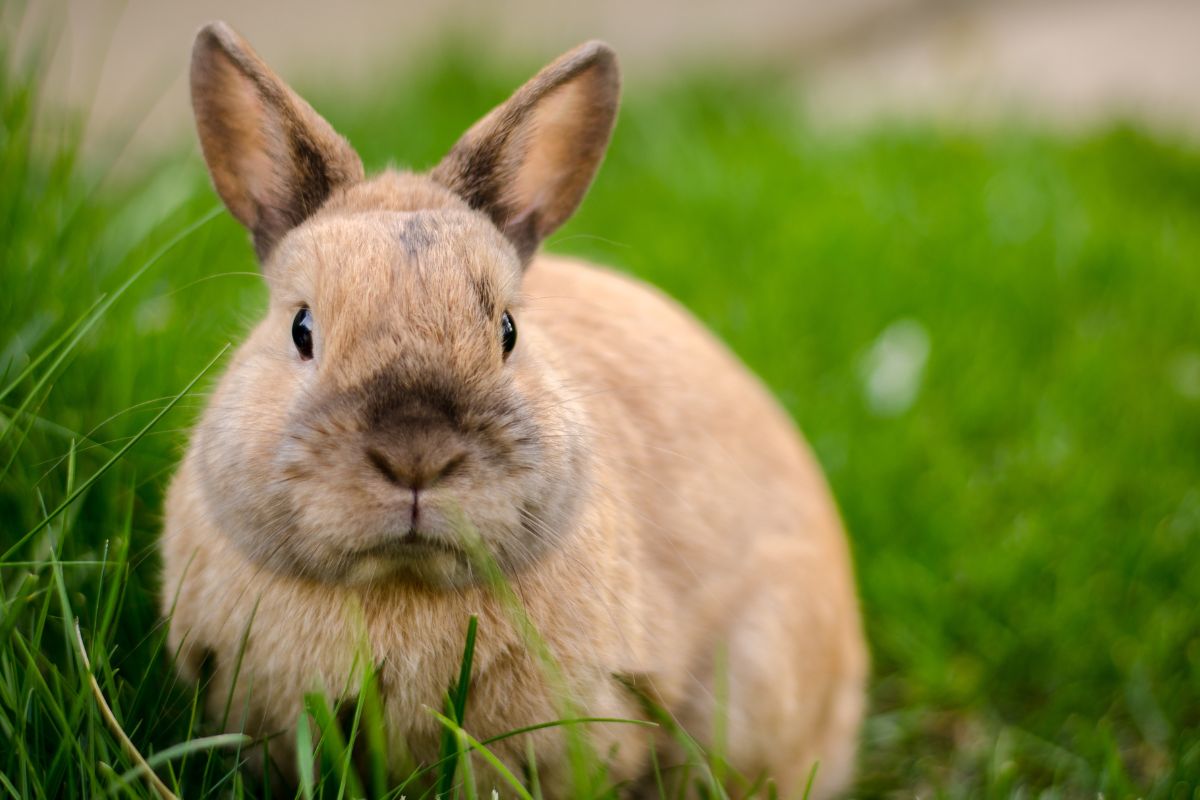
[73,618,180,800]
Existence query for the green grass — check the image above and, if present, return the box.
[4,24,1200,800]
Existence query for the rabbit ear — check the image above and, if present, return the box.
[432,41,620,264]
[190,22,364,261]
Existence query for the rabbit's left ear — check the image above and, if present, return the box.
[190,22,364,262]
[432,41,620,264]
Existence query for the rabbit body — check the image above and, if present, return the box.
[163,23,866,799]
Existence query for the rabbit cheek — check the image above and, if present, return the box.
[457,443,585,575]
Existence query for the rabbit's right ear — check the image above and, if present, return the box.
[190,22,364,261]
[432,41,620,265]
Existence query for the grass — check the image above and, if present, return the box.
[3,19,1200,800]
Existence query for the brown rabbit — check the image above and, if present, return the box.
[161,21,867,798]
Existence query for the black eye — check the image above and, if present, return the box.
[292,307,314,360]
[500,310,517,357]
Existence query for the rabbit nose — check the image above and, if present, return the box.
[365,446,466,490]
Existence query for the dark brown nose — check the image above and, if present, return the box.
[365,445,466,490]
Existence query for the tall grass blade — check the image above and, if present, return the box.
[429,709,533,800]
[304,691,366,799]
[0,293,104,405]
[72,620,178,800]
[1,343,230,561]
[438,614,478,799]
[296,708,316,800]
[0,206,220,453]
[111,733,251,790]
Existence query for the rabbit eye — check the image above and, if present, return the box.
[292,307,314,360]
[501,310,517,358]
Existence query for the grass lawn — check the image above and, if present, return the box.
[2,33,1199,799]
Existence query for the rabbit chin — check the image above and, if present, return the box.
[241,514,503,589]
[342,546,470,587]
[237,488,535,589]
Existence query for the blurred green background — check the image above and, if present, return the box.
[3,1,1200,797]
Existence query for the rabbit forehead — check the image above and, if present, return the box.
[269,210,519,387]
[272,209,517,308]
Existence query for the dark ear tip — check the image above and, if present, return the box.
[191,21,266,100]
[555,41,620,106]
[574,40,620,79]
[194,21,234,52]
[578,40,617,62]
[192,21,251,72]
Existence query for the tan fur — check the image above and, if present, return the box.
[164,22,867,798]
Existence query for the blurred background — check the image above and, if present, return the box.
[15,0,1200,166]
[2,0,1199,797]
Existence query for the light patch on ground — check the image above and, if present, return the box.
[1169,352,1200,400]
[859,317,930,416]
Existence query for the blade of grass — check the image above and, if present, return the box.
[525,740,542,800]
[1,342,230,561]
[304,691,366,800]
[0,770,19,799]
[649,740,665,800]
[0,292,104,404]
[296,706,316,800]
[202,593,260,791]
[357,661,390,798]
[72,619,178,800]
[111,734,251,790]
[482,717,658,746]
[0,206,221,453]
[401,715,657,792]
[10,629,90,769]
[618,675,729,800]
[454,524,605,796]
[801,762,819,800]
[457,729,477,800]
[438,614,479,799]
[429,709,533,800]
[0,380,51,484]
[93,497,133,653]
[452,616,479,725]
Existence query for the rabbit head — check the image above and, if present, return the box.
[187,22,619,587]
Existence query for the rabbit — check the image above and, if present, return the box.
[160,20,867,799]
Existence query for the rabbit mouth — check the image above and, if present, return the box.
[352,530,459,560]
[338,530,474,587]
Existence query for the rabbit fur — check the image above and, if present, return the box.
[161,21,867,799]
